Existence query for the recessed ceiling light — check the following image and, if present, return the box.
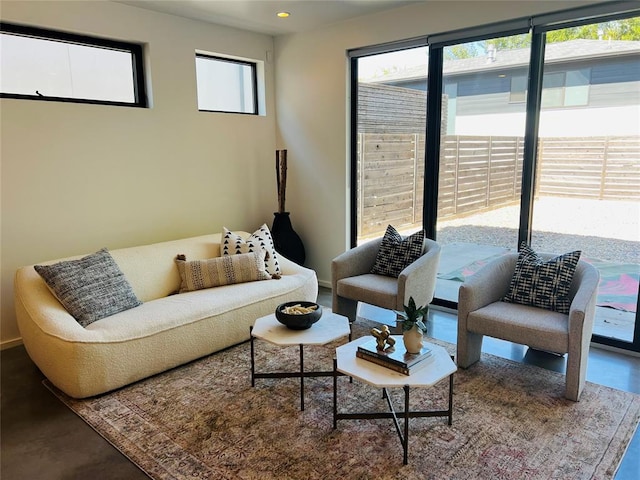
[277,12,290,18]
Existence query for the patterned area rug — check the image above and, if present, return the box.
[46,322,640,480]
[589,261,640,313]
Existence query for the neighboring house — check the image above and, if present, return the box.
[367,39,640,137]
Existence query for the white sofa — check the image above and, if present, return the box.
[14,232,318,398]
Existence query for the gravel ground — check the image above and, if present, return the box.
[437,197,639,265]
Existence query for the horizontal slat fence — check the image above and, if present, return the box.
[358,134,639,238]
[537,136,640,200]
[438,135,524,219]
[358,133,424,235]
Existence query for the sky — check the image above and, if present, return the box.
[357,46,428,80]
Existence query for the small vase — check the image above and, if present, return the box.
[271,212,306,266]
[403,325,424,354]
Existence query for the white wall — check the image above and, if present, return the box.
[1,1,276,345]
[455,106,640,136]
[273,0,601,287]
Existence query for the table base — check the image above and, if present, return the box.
[332,357,454,465]
[250,326,339,411]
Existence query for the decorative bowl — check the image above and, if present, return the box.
[275,301,322,330]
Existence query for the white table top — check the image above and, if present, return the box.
[336,335,457,388]
[252,309,351,346]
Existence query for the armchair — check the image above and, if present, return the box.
[331,237,441,324]
[457,253,600,401]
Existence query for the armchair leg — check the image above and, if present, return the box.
[334,296,358,323]
[457,331,483,368]
[564,352,584,402]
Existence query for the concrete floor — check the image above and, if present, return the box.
[1,286,639,479]
[1,345,148,479]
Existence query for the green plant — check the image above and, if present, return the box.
[398,296,429,333]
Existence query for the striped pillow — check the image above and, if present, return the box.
[175,251,272,293]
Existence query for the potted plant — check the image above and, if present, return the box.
[397,296,429,354]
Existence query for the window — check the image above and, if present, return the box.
[195,54,258,114]
[564,68,590,106]
[541,70,591,108]
[510,75,527,103]
[512,69,591,108]
[0,23,146,107]
[352,45,428,242]
[541,72,566,107]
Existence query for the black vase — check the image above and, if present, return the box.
[271,212,306,266]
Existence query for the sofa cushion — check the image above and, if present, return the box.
[371,225,425,278]
[503,243,581,314]
[175,251,271,292]
[221,224,281,276]
[34,248,142,327]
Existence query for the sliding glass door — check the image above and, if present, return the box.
[350,5,640,351]
[354,46,428,244]
[435,35,530,303]
[531,18,640,346]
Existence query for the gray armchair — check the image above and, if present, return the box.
[457,253,600,401]
[331,237,441,323]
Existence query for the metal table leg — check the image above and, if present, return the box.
[250,326,255,387]
[333,371,455,465]
[251,329,348,411]
[300,343,305,411]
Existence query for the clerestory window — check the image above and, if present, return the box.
[195,53,258,114]
[0,22,147,107]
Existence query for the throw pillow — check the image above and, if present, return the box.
[503,243,581,314]
[221,224,281,276]
[175,250,272,293]
[34,248,142,327]
[370,225,425,278]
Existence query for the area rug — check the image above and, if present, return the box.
[46,323,640,480]
[590,261,640,313]
[438,252,508,282]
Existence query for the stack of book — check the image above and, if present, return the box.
[356,339,432,375]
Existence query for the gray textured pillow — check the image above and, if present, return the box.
[34,248,142,327]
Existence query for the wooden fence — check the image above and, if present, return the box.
[358,134,640,238]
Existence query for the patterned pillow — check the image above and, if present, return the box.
[221,224,281,276]
[503,243,581,314]
[370,225,425,278]
[175,251,272,293]
[34,248,142,327]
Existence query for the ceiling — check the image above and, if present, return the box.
[115,0,422,36]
